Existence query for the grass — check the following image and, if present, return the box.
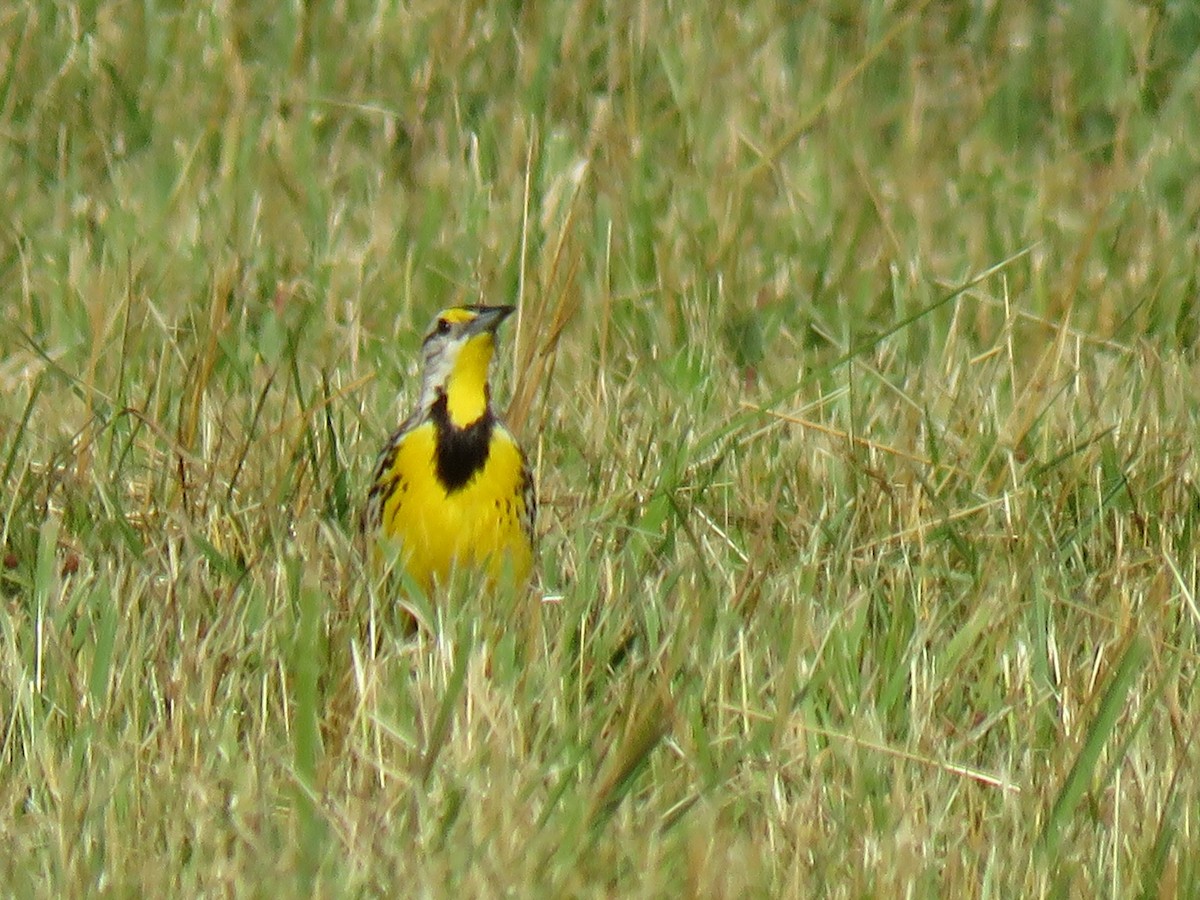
[2,0,1200,895]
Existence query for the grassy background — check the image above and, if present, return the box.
[3,0,1200,894]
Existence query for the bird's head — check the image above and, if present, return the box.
[417,305,515,427]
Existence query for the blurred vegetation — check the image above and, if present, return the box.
[2,1,1199,895]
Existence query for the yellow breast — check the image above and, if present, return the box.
[376,421,533,592]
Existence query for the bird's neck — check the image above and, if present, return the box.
[443,335,494,427]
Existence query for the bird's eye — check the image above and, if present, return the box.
[435,319,451,335]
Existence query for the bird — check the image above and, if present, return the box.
[364,304,535,594]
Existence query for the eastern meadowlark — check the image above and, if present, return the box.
[365,305,535,592]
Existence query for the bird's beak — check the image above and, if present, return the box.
[465,305,515,337]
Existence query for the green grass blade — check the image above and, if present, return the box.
[1040,634,1150,856]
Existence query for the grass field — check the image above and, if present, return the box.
[3,1,1200,895]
